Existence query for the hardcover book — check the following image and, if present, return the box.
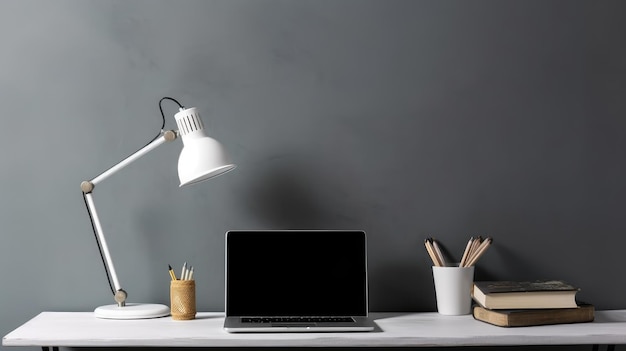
[473,303,594,327]
[472,280,579,309]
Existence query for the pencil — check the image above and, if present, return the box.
[424,239,442,267]
[466,237,493,267]
[431,239,446,266]
[168,264,177,281]
[469,236,482,259]
[459,237,474,267]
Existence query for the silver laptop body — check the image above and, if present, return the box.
[223,230,376,332]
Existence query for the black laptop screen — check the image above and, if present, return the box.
[226,230,368,317]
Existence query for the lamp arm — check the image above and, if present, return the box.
[81,130,177,191]
[81,130,177,307]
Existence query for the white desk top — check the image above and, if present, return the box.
[4,311,626,347]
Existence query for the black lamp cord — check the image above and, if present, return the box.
[82,97,184,296]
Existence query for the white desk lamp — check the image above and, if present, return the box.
[80,97,236,319]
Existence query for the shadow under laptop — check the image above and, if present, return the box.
[193,314,224,320]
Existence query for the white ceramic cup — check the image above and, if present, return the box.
[432,264,475,315]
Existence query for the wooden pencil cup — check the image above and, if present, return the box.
[170,280,196,320]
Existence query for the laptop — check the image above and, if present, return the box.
[223,230,376,332]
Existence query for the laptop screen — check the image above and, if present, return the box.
[226,230,368,317]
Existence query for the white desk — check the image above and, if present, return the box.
[3,311,626,348]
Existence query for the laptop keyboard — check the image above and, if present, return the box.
[241,317,354,323]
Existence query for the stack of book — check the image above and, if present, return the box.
[471,280,594,327]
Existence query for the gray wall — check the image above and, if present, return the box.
[1,0,625,350]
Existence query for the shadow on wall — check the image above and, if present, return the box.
[240,157,330,229]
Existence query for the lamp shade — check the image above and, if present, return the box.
[175,107,236,186]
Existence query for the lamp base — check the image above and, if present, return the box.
[94,303,170,319]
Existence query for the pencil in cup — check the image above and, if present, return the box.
[169,263,194,281]
[424,236,493,267]
[424,238,445,267]
[460,236,492,267]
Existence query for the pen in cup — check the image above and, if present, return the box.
[168,263,194,280]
